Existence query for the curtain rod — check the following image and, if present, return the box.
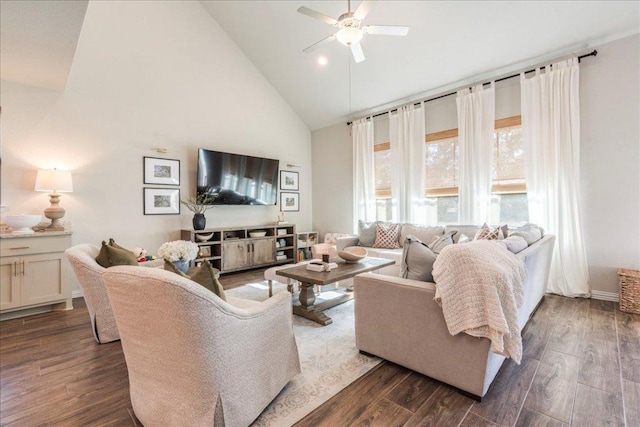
[347,49,598,126]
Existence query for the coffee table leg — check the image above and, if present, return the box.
[293,281,333,326]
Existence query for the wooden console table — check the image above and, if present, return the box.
[276,257,395,326]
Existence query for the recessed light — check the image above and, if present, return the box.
[317,56,328,66]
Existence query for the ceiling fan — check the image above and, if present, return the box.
[297,0,409,63]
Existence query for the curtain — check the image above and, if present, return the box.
[521,58,590,297]
[389,103,426,223]
[352,118,376,231]
[457,83,495,224]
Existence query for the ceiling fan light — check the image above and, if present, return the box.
[336,27,363,46]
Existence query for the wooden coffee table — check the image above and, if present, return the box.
[276,257,395,326]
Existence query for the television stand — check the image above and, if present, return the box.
[181,224,296,274]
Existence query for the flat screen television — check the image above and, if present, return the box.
[197,148,279,205]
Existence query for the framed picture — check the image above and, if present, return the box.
[199,246,211,257]
[144,157,180,185]
[144,188,180,215]
[280,192,299,212]
[280,170,299,191]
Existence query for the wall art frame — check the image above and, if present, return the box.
[280,170,299,191]
[144,157,180,185]
[144,188,180,215]
[280,192,299,212]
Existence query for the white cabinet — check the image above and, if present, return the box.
[0,233,72,320]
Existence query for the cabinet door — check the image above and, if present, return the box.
[222,241,250,271]
[0,256,21,310]
[21,253,67,307]
[252,238,275,266]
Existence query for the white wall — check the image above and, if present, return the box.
[580,34,640,295]
[1,1,312,291]
[311,34,640,295]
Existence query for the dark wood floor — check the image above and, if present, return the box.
[1,268,638,426]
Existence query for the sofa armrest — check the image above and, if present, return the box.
[336,236,360,252]
[354,272,491,397]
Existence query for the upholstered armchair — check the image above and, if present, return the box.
[103,266,301,427]
[311,233,353,259]
[65,244,162,344]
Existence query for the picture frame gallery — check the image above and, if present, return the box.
[144,157,180,185]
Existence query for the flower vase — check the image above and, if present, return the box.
[173,259,189,274]
[193,214,206,230]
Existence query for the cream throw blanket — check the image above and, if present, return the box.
[433,240,526,363]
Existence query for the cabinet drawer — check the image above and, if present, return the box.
[0,235,72,257]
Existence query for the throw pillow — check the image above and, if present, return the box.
[445,225,483,243]
[108,238,130,253]
[358,220,378,247]
[509,224,543,245]
[164,259,226,301]
[372,223,401,249]
[400,236,437,282]
[474,223,503,240]
[496,235,529,254]
[428,230,457,254]
[95,241,139,268]
[458,233,471,244]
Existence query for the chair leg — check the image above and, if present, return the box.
[268,280,273,297]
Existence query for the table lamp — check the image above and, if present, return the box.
[34,168,73,231]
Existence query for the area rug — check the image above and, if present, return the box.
[226,280,381,427]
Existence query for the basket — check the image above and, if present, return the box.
[618,268,640,314]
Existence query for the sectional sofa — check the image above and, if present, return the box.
[344,222,555,399]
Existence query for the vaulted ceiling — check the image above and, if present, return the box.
[1,1,638,130]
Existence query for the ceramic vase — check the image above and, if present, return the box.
[173,259,189,274]
[193,214,206,230]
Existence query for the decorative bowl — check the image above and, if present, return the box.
[3,215,42,234]
[338,246,368,263]
[249,231,267,238]
[195,232,214,242]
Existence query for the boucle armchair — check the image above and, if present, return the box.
[65,244,162,343]
[103,266,301,427]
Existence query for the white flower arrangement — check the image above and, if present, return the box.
[157,240,199,262]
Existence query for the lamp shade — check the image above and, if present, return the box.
[34,169,73,193]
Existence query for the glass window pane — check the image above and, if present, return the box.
[493,126,525,183]
[426,137,458,190]
[435,196,458,224]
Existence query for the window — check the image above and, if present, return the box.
[373,115,528,225]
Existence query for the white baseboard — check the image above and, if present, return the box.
[72,289,84,299]
[590,290,619,302]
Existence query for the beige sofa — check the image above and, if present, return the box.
[353,234,555,400]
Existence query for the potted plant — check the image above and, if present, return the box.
[157,240,199,273]
[181,193,216,230]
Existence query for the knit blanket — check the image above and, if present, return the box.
[432,240,526,363]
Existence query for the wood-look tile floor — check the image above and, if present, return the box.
[0,268,638,426]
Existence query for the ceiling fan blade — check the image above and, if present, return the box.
[297,6,338,26]
[353,0,372,20]
[350,42,365,63]
[363,25,409,36]
[303,33,337,53]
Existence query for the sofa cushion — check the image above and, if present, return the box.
[358,220,379,247]
[458,233,471,243]
[509,224,543,245]
[373,223,401,249]
[401,236,437,282]
[496,235,528,254]
[399,225,444,248]
[428,230,457,254]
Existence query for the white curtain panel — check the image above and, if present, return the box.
[389,103,427,223]
[457,83,495,224]
[521,58,590,297]
[352,118,376,231]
